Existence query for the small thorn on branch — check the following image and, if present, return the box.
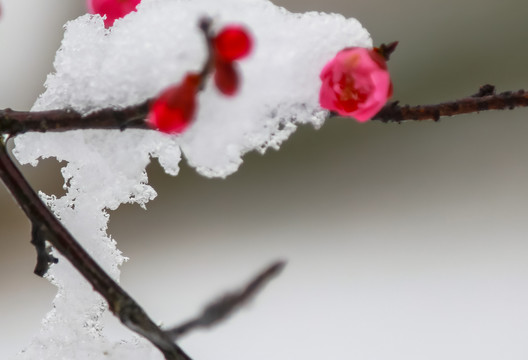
[472,84,495,97]
[375,41,399,61]
[198,16,213,34]
[167,260,286,340]
[31,223,58,277]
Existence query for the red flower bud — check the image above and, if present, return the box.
[214,60,239,96]
[147,74,201,134]
[214,25,252,62]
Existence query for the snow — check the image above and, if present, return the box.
[12,0,371,358]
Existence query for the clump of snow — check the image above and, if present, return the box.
[12,0,371,358]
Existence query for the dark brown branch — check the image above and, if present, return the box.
[168,260,285,340]
[372,86,528,123]
[0,101,151,135]
[0,18,279,359]
[0,17,222,358]
[0,133,285,355]
[0,138,192,360]
[0,18,215,137]
[0,85,526,135]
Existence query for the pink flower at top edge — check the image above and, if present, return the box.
[319,47,392,122]
[87,0,141,28]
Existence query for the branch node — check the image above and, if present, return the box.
[433,109,440,122]
[31,223,58,277]
[472,84,495,97]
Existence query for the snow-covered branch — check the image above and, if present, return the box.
[3,0,527,359]
[0,85,527,136]
[0,139,191,360]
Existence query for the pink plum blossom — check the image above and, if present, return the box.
[319,47,392,122]
[87,0,141,28]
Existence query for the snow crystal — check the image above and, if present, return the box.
[12,0,371,358]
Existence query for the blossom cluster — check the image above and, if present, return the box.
[147,26,253,134]
[86,0,392,129]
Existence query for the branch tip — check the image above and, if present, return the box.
[376,41,399,61]
[168,260,286,340]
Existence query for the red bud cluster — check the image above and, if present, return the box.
[147,74,200,134]
[212,26,252,96]
[147,24,253,134]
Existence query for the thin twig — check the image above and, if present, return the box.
[372,85,528,123]
[168,261,286,340]
[0,18,280,359]
[0,138,192,360]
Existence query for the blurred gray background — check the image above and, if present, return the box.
[1,0,528,358]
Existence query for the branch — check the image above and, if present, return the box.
[0,134,286,358]
[168,260,285,340]
[372,85,528,123]
[0,19,286,359]
[0,17,221,358]
[0,138,192,360]
[0,85,526,135]
[0,101,151,135]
